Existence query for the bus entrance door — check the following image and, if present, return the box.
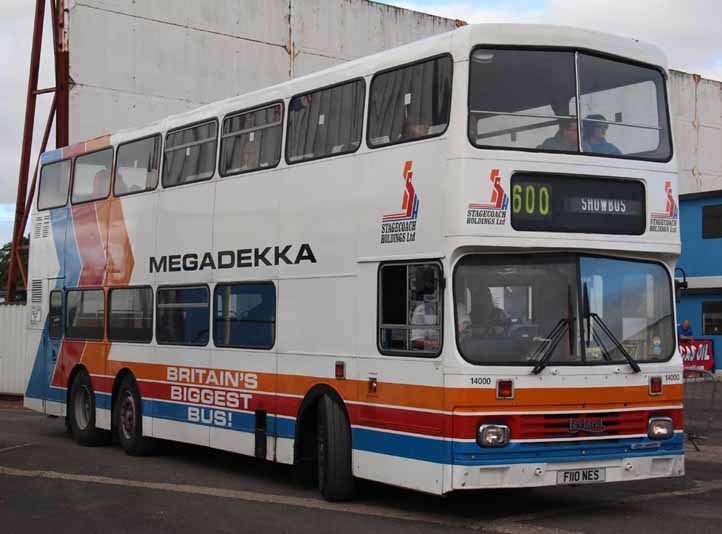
[45,278,64,415]
[355,359,445,492]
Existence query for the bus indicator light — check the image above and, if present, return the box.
[649,376,663,395]
[335,361,346,380]
[496,380,514,399]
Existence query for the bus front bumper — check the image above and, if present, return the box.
[451,452,685,490]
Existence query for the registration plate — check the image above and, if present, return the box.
[556,468,606,485]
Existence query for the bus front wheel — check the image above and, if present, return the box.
[114,374,155,456]
[316,394,354,501]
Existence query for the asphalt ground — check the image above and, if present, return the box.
[2,400,722,534]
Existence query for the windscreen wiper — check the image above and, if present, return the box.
[530,317,569,375]
[531,286,575,375]
[591,330,614,362]
[583,283,641,373]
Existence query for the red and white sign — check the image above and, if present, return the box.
[680,340,715,371]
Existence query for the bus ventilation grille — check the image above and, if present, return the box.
[31,280,44,304]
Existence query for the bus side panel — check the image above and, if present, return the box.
[274,146,366,461]
[149,181,216,446]
[351,138,448,494]
[211,165,282,460]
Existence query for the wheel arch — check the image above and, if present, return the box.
[293,383,350,465]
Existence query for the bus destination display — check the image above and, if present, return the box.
[510,173,646,235]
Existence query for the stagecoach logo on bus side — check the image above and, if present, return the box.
[568,417,606,435]
[649,181,678,233]
[467,168,508,225]
[380,160,419,244]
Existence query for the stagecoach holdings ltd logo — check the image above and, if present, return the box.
[467,169,509,225]
[649,180,678,233]
[380,160,419,244]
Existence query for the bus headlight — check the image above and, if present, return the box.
[648,416,674,440]
[477,424,510,448]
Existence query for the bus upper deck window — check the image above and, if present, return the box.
[468,49,578,153]
[286,80,365,164]
[577,53,671,161]
[163,120,218,187]
[72,147,113,204]
[368,55,452,148]
[221,103,283,176]
[468,47,671,162]
[115,135,161,196]
[37,159,71,210]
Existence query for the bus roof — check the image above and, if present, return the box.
[48,23,670,155]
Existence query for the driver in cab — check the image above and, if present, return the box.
[457,280,508,339]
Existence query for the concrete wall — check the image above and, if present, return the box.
[66,0,459,143]
[0,305,29,395]
[672,72,722,372]
[670,71,722,196]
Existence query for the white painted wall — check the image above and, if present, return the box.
[66,0,459,143]
[0,305,28,395]
[670,70,722,195]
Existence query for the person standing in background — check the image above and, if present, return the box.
[677,319,694,343]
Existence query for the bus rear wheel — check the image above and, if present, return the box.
[114,374,155,456]
[316,395,354,501]
[68,369,108,446]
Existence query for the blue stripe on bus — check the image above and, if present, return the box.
[352,427,452,464]
[352,427,684,465]
[93,396,297,439]
[95,392,111,410]
[40,149,63,165]
[91,394,684,466]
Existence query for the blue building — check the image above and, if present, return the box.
[676,193,722,373]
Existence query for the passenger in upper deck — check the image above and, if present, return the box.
[401,113,432,141]
[538,118,578,152]
[582,114,622,155]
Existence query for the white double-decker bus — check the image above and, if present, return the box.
[24,24,683,500]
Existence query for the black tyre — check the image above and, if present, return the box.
[68,369,109,446]
[114,374,155,456]
[317,394,354,501]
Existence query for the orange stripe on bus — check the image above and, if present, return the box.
[447,384,683,410]
[103,360,680,414]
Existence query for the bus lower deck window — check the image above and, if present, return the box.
[213,283,275,349]
[379,262,442,355]
[65,289,105,341]
[156,286,210,346]
[108,287,153,343]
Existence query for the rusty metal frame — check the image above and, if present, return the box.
[6,0,68,303]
